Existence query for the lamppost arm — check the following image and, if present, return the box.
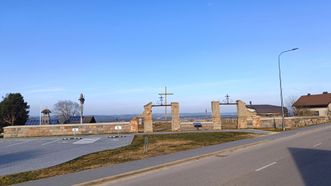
[278,48,299,131]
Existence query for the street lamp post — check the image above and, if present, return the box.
[278,48,299,131]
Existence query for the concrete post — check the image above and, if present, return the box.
[171,102,180,131]
[211,101,222,130]
[237,100,248,129]
[143,102,153,133]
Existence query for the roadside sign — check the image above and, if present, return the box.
[114,125,122,137]
[72,128,79,136]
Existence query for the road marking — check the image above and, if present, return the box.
[6,140,31,147]
[73,138,101,145]
[41,139,60,146]
[313,143,322,148]
[255,162,277,172]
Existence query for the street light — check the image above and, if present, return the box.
[278,48,299,131]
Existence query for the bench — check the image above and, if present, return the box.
[193,122,202,130]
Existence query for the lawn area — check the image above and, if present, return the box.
[0,132,258,185]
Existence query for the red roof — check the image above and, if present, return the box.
[293,92,331,107]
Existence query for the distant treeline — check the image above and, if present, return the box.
[28,113,237,123]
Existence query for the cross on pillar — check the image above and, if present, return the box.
[158,86,174,120]
[225,94,230,104]
[159,95,164,105]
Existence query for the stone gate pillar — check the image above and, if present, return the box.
[171,102,180,131]
[129,117,139,133]
[211,101,222,130]
[143,102,153,133]
[237,100,248,129]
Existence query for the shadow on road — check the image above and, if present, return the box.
[289,147,331,186]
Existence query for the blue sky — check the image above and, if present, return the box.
[1,0,330,116]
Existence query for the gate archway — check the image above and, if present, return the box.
[211,95,249,129]
[142,102,180,133]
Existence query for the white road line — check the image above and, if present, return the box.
[313,143,322,148]
[41,139,60,146]
[6,140,31,147]
[255,162,277,172]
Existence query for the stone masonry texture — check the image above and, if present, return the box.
[171,102,180,131]
[4,123,134,138]
[211,101,222,130]
[143,102,153,133]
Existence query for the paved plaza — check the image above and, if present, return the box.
[0,134,134,176]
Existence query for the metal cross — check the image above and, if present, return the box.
[158,86,174,120]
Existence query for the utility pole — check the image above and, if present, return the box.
[158,86,173,120]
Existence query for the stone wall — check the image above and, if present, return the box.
[255,116,329,129]
[180,122,213,131]
[4,122,137,138]
[237,100,249,128]
[221,118,238,129]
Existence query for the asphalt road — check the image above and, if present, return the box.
[0,134,133,176]
[105,124,331,186]
[18,124,331,186]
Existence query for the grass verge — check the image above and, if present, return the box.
[254,128,282,132]
[255,128,293,132]
[0,132,258,185]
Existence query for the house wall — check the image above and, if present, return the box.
[4,122,138,138]
[308,107,329,116]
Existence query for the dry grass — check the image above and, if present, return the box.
[0,132,257,185]
[138,122,172,132]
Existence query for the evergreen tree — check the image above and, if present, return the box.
[0,93,30,127]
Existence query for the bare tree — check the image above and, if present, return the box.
[286,96,298,116]
[54,100,80,123]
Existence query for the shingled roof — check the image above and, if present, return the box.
[293,92,331,108]
[247,104,287,115]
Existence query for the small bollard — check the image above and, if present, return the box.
[144,136,149,153]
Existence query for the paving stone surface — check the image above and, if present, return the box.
[0,134,134,176]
